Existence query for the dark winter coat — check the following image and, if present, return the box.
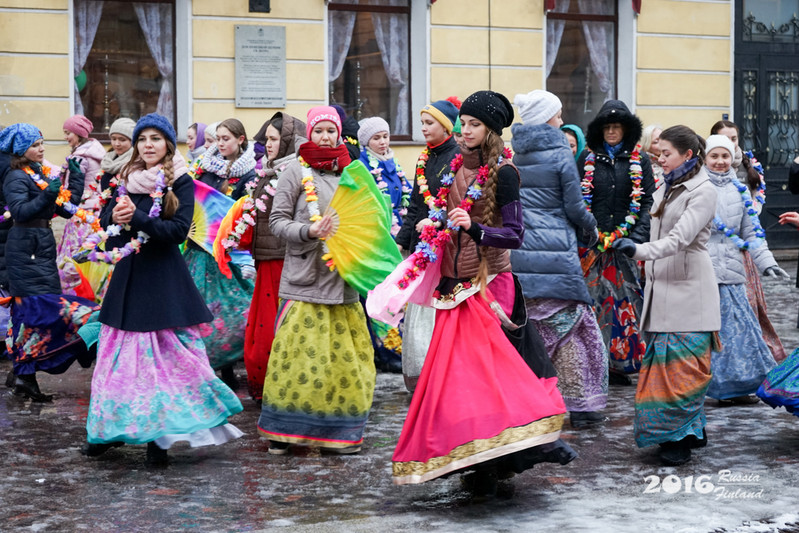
[577,100,656,244]
[98,172,213,331]
[3,164,84,296]
[510,122,597,305]
[395,135,460,251]
[195,168,257,201]
[0,151,12,290]
[252,112,306,262]
[341,116,362,162]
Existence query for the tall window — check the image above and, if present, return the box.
[74,0,176,136]
[328,0,411,137]
[546,0,617,131]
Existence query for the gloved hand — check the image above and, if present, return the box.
[67,157,84,181]
[580,227,599,248]
[46,176,62,195]
[763,266,791,281]
[612,237,637,258]
[240,264,256,280]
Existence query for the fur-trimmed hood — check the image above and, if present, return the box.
[585,100,642,154]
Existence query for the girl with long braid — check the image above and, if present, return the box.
[612,125,720,466]
[392,91,575,495]
[185,118,256,389]
[82,114,242,465]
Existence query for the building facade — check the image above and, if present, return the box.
[1,0,797,245]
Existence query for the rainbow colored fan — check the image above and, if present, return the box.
[323,160,402,297]
[190,180,253,279]
[189,179,233,255]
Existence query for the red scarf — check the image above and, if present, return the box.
[298,142,351,172]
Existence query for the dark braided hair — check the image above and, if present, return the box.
[650,125,705,218]
[475,129,507,296]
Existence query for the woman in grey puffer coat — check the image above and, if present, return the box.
[511,90,608,429]
[702,135,789,404]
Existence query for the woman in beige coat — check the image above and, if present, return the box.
[612,125,720,466]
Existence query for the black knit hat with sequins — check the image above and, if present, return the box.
[459,90,514,135]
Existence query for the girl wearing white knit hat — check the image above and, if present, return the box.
[356,116,411,374]
[511,90,609,429]
[700,134,788,405]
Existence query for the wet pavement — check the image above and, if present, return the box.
[3,262,799,533]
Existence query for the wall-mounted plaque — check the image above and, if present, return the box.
[234,25,286,108]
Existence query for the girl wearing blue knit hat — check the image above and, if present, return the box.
[81,114,243,465]
[0,123,99,402]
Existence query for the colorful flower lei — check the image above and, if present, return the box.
[582,145,644,252]
[713,176,766,251]
[298,156,334,270]
[74,169,166,264]
[23,165,101,231]
[415,148,435,208]
[0,206,10,224]
[367,151,411,236]
[745,150,766,207]
[397,146,512,290]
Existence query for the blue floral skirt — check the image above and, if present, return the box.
[757,347,799,417]
[5,294,99,375]
[707,284,776,399]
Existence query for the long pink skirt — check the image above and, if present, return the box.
[392,293,566,485]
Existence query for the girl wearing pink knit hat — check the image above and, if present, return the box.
[57,114,107,299]
[256,105,375,456]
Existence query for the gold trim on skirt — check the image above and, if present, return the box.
[392,414,564,485]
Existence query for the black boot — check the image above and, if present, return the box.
[219,365,239,391]
[146,442,169,466]
[81,441,125,457]
[608,371,633,386]
[570,411,606,429]
[13,373,53,402]
[657,440,692,466]
[685,428,707,449]
[461,467,499,498]
[5,370,14,388]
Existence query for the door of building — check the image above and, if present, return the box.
[734,0,799,249]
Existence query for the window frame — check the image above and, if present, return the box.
[73,0,178,142]
[327,0,414,141]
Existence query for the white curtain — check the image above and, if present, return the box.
[73,0,104,115]
[372,2,410,135]
[133,3,174,119]
[577,0,614,100]
[545,0,569,79]
[328,0,358,88]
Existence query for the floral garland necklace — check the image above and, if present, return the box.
[24,164,101,232]
[581,144,644,252]
[298,156,334,270]
[220,178,270,251]
[745,150,766,207]
[74,169,165,264]
[713,175,766,251]
[0,206,9,224]
[397,146,512,290]
[414,148,435,209]
[367,150,411,236]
